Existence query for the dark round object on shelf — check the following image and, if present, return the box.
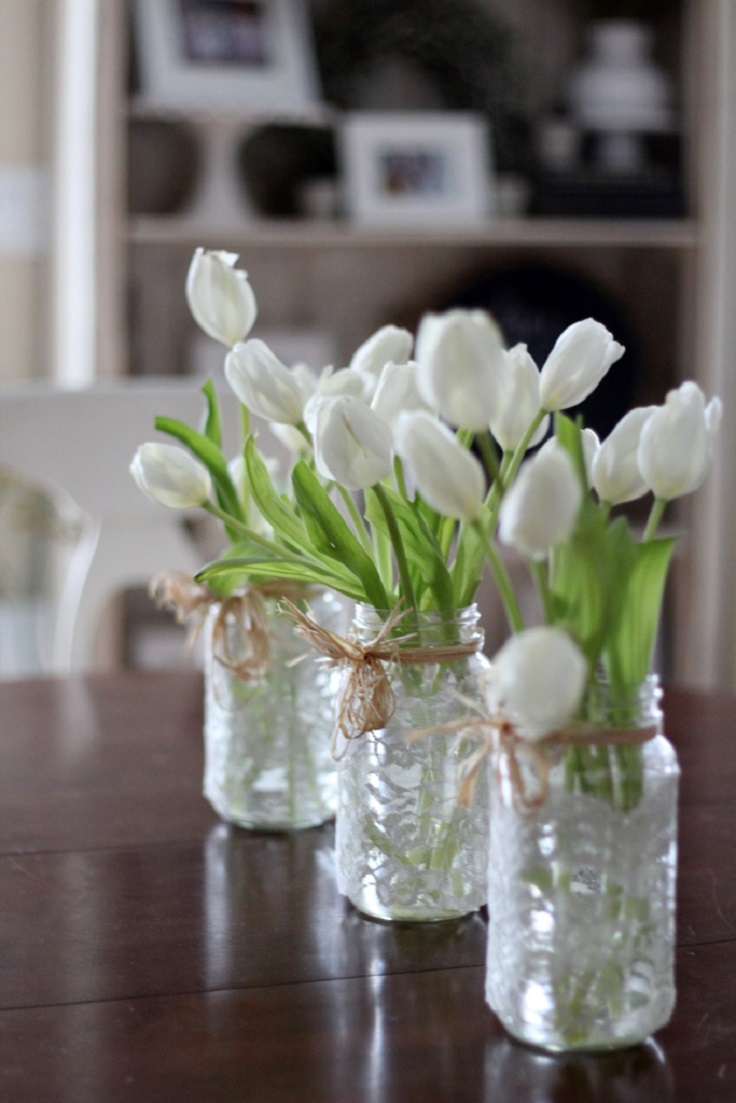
[443,261,641,440]
[236,124,337,218]
[127,119,200,215]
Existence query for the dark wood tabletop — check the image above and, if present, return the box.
[0,671,735,1103]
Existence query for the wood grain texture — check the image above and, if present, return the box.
[0,674,735,1101]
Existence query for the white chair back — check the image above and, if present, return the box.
[0,379,245,673]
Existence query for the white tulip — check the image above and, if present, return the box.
[499,446,582,560]
[492,627,588,741]
[269,421,312,456]
[130,443,211,509]
[313,395,393,490]
[491,344,549,452]
[185,248,257,348]
[371,361,435,429]
[395,411,486,522]
[349,324,413,377]
[592,406,657,504]
[538,428,600,489]
[638,381,722,500]
[303,367,371,434]
[225,340,308,425]
[414,308,507,430]
[539,319,625,411]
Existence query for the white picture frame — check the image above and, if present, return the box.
[134,0,321,114]
[340,112,494,226]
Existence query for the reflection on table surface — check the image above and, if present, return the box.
[0,672,734,1102]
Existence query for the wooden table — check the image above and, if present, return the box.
[1,672,735,1102]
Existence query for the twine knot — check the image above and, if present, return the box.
[150,571,296,683]
[280,600,483,759]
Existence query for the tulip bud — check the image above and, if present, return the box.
[592,406,657,505]
[492,627,588,741]
[313,395,393,490]
[371,361,435,429]
[539,319,625,411]
[414,308,507,430]
[395,411,486,522]
[637,381,722,500]
[499,446,583,560]
[185,249,257,348]
[491,344,548,452]
[225,340,308,425]
[538,428,600,489]
[130,443,211,509]
[303,367,371,434]
[349,325,414,377]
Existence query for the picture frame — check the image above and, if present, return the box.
[134,0,321,114]
[340,112,494,226]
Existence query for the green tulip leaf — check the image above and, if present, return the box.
[244,436,309,552]
[196,555,365,599]
[605,535,677,686]
[365,484,454,613]
[291,461,390,611]
[200,379,222,449]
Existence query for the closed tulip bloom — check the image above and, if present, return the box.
[539,319,625,411]
[349,324,414,377]
[491,344,549,452]
[303,367,370,434]
[538,428,600,489]
[499,446,583,560]
[225,340,308,425]
[395,411,486,522]
[313,395,393,490]
[592,406,657,504]
[414,308,507,430]
[131,443,211,509]
[492,627,588,741]
[638,381,723,500]
[371,361,435,429]
[185,249,257,347]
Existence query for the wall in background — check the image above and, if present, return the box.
[0,0,53,383]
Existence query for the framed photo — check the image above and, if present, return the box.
[340,112,494,226]
[134,0,320,113]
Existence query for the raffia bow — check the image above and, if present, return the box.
[410,694,659,813]
[280,599,483,759]
[150,571,306,684]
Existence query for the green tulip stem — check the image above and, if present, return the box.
[372,481,418,628]
[477,430,500,484]
[529,558,555,624]
[336,484,373,553]
[393,455,409,500]
[643,497,667,542]
[473,519,524,633]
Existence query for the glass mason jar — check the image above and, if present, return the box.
[485,675,679,1051]
[203,587,347,830]
[335,603,491,922]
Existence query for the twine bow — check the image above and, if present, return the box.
[150,571,300,683]
[280,600,483,759]
[410,698,659,813]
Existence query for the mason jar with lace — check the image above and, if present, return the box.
[334,603,492,922]
[485,674,679,1050]
[203,586,347,830]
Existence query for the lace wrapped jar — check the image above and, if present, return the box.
[203,587,347,830]
[335,603,491,922]
[485,675,679,1051]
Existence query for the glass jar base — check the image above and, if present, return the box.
[346,890,477,923]
[204,788,335,831]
